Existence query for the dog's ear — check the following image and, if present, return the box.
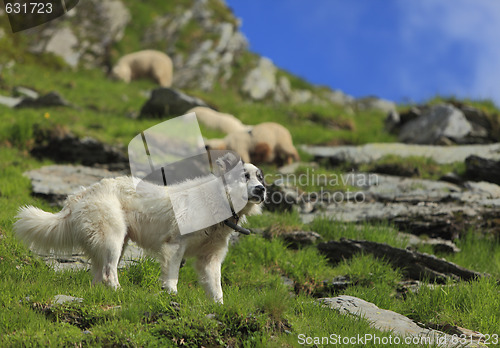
[257,167,266,186]
[215,152,240,172]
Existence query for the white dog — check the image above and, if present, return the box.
[14,159,266,303]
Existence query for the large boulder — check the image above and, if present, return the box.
[143,0,248,91]
[26,0,130,67]
[355,96,396,113]
[30,130,128,170]
[301,142,500,165]
[465,155,500,185]
[139,88,209,118]
[319,296,479,347]
[24,165,120,205]
[241,57,277,100]
[399,104,472,144]
[15,91,70,108]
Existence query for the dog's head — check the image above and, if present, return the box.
[215,152,266,211]
[243,163,266,204]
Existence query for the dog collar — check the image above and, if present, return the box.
[224,218,250,235]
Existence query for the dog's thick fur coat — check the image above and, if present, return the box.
[111,50,173,87]
[14,163,265,303]
[205,122,300,165]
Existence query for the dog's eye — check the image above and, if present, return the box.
[257,170,264,183]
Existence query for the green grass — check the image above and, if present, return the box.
[1,6,500,344]
[2,214,499,346]
[358,154,466,180]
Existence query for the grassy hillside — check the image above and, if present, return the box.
[1,1,500,346]
[0,59,499,347]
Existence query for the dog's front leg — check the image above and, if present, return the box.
[195,255,224,303]
[159,243,185,294]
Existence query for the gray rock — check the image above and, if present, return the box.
[27,0,130,68]
[53,294,83,305]
[323,276,353,292]
[289,89,313,105]
[0,94,22,107]
[15,91,70,108]
[265,230,322,247]
[399,104,473,144]
[144,0,248,91]
[13,86,39,99]
[241,57,277,100]
[465,155,500,185]
[273,76,292,103]
[384,106,423,133]
[319,296,479,347]
[139,88,209,118]
[41,242,144,272]
[297,172,500,238]
[399,233,461,253]
[24,165,121,205]
[322,89,354,106]
[464,181,500,198]
[356,97,396,113]
[264,182,298,213]
[30,132,128,169]
[43,27,80,67]
[392,103,494,144]
[302,142,500,165]
[384,110,400,133]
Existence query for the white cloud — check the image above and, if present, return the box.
[396,0,500,104]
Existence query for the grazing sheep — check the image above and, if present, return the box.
[205,122,300,165]
[111,50,173,87]
[188,106,248,134]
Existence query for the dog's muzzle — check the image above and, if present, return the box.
[249,185,266,203]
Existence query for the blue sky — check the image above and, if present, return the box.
[225,0,500,105]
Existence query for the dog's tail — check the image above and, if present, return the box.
[14,206,75,254]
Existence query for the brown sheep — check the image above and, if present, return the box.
[205,122,300,165]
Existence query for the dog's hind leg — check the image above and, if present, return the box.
[195,254,224,303]
[159,243,185,294]
[90,199,128,289]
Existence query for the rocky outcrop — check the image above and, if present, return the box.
[40,241,144,272]
[355,96,396,114]
[399,104,472,144]
[26,0,130,67]
[24,165,122,205]
[15,91,70,108]
[241,57,276,100]
[139,88,209,118]
[31,131,128,170]
[302,142,500,165]
[319,296,482,347]
[143,0,248,91]
[272,171,500,239]
[318,239,485,282]
[465,155,500,185]
[388,103,497,145]
[0,90,69,108]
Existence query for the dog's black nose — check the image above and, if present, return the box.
[253,185,265,196]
